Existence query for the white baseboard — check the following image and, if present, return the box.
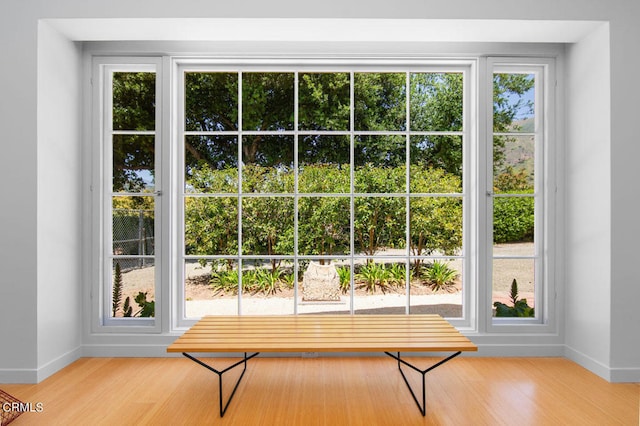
[563,345,640,383]
[37,347,82,382]
[0,368,38,384]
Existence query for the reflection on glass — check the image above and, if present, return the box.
[493,196,535,245]
[410,197,462,257]
[354,197,405,256]
[111,259,155,318]
[299,135,350,193]
[185,259,239,317]
[410,259,462,317]
[492,258,535,315]
[113,72,156,131]
[242,73,294,131]
[299,73,350,130]
[184,197,238,256]
[242,136,294,193]
[354,73,406,131]
[185,135,238,193]
[298,197,350,256]
[410,135,463,184]
[242,197,294,256]
[353,258,407,315]
[493,135,535,193]
[112,196,154,256]
[113,135,155,192]
[493,73,535,133]
[410,72,463,132]
[354,136,406,193]
[240,259,294,315]
[185,72,238,131]
[298,258,350,315]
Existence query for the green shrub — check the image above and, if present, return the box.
[424,260,458,291]
[493,191,534,243]
[493,279,535,317]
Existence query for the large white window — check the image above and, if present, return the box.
[91,55,555,332]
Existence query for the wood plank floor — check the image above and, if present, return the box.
[1,357,638,425]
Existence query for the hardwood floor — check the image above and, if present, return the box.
[2,357,638,425]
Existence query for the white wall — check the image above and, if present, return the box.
[1,0,639,383]
[36,21,84,381]
[564,24,612,377]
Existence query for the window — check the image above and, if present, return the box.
[92,55,555,332]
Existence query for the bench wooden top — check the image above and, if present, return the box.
[167,314,477,353]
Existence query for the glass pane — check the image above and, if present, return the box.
[493,196,535,245]
[240,259,295,315]
[184,197,238,256]
[111,259,155,318]
[354,72,406,131]
[242,135,294,193]
[493,73,535,133]
[185,72,238,131]
[112,196,154,256]
[410,197,463,257]
[493,135,535,193]
[113,72,155,131]
[185,259,239,318]
[354,135,406,193]
[299,135,350,193]
[492,258,535,317]
[185,135,238,193]
[242,72,294,131]
[410,135,463,185]
[298,258,350,314]
[353,258,407,314]
[298,197,350,256]
[299,73,350,130]
[410,259,462,317]
[354,197,406,256]
[410,72,463,132]
[242,197,294,255]
[113,135,155,192]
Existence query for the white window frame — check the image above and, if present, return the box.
[173,58,475,330]
[88,51,558,338]
[91,57,163,333]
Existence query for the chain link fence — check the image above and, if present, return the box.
[113,209,155,271]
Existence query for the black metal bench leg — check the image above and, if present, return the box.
[385,351,462,416]
[182,351,260,417]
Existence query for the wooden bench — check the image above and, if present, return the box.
[167,314,477,417]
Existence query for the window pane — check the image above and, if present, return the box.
[184,197,238,256]
[353,258,407,315]
[240,259,295,315]
[493,73,535,133]
[185,135,238,193]
[410,135,463,185]
[242,135,294,193]
[299,135,350,193]
[354,197,406,256]
[492,258,535,317]
[185,72,238,131]
[410,259,462,317]
[410,197,463,257]
[354,135,406,193]
[242,72,294,131]
[242,197,294,255]
[493,196,535,246]
[298,259,350,314]
[354,73,406,131]
[113,135,155,192]
[113,72,155,131]
[410,72,463,132]
[111,259,155,318]
[298,197,350,256]
[299,73,350,130]
[112,196,154,256]
[493,135,535,194]
[185,259,239,317]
